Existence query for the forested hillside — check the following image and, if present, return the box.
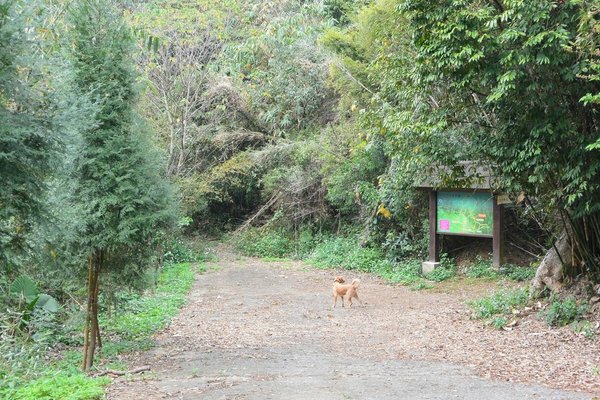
[123,0,599,283]
[1,0,599,398]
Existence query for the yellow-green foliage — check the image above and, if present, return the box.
[126,0,247,38]
[178,152,256,215]
[321,0,407,103]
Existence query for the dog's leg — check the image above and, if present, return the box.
[354,293,363,306]
[332,294,337,308]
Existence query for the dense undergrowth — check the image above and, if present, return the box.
[233,227,536,289]
[0,241,208,400]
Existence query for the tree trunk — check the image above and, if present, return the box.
[81,257,94,370]
[531,230,571,294]
[93,251,102,350]
[82,249,102,371]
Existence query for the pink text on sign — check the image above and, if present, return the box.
[439,220,450,231]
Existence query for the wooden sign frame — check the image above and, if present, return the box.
[427,189,504,268]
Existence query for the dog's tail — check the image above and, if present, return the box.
[351,279,360,287]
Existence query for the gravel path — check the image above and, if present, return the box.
[107,246,599,399]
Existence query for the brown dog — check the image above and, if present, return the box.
[332,276,362,308]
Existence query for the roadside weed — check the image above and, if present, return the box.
[490,316,508,329]
[468,288,529,319]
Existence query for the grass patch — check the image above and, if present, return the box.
[234,229,295,258]
[468,288,529,319]
[490,316,509,329]
[233,227,322,259]
[197,263,208,273]
[8,373,109,400]
[377,259,423,285]
[308,236,430,286]
[462,257,535,282]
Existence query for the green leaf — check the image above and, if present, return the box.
[10,275,39,302]
[36,294,60,313]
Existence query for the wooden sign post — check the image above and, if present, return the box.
[423,189,505,273]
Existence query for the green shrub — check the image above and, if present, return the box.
[295,228,319,258]
[0,337,48,392]
[382,230,424,262]
[425,267,455,282]
[468,288,529,319]
[543,297,589,327]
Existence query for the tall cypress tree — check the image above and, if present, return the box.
[67,0,176,370]
[0,1,57,270]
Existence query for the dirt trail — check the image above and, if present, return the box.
[107,246,599,400]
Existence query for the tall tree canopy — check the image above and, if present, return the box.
[68,0,177,369]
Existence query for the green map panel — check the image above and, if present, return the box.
[436,192,493,237]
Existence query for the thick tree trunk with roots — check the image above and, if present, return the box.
[531,211,600,294]
[82,249,102,371]
[531,230,571,294]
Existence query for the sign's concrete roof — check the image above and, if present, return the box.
[416,161,500,190]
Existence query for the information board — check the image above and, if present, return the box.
[436,191,493,237]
